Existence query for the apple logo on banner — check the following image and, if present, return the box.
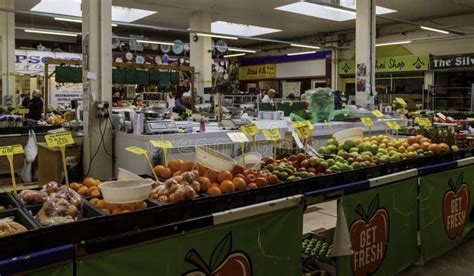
[443,173,470,240]
[182,232,252,276]
[350,194,389,276]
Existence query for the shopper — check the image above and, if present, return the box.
[262,89,276,103]
[27,90,44,121]
[133,96,144,109]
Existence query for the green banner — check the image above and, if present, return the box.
[28,262,74,276]
[419,165,474,262]
[337,177,418,276]
[339,55,429,74]
[77,205,303,276]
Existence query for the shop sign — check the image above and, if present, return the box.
[239,64,276,80]
[430,53,474,70]
[15,49,82,75]
[338,55,429,74]
[49,76,83,105]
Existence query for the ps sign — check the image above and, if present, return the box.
[15,49,82,74]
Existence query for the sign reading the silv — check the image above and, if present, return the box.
[431,53,474,70]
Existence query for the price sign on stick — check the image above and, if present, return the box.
[386,121,401,137]
[150,140,173,167]
[395,97,407,107]
[416,117,432,127]
[227,132,249,164]
[361,117,374,136]
[241,124,259,152]
[371,110,384,118]
[45,132,74,185]
[262,128,282,159]
[294,122,312,140]
[126,146,158,180]
[0,145,24,194]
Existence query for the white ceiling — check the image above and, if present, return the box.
[12,0,474,45]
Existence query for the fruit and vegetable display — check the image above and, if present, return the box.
[18,181,61,205]
[89,198,148,215]
[303,237,333,258]
[150,171,200,204]
[35,185,82,226]
[69,177,102,198]
[0,217,28,238]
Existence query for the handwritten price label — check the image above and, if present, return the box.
[126,146,148,155]
[227,132,249,143]
[371,110,384,118]
[0,145,24,156]
[395,97,407,107]
[360,117,374,127]
[241,123,259,136]
[294,123,312,140]
[262,128,282,141]
[150,140,173,149]
[186,108,193,116]
[416,117,432,127]
[45,132,74,147]
[386,121,400,130]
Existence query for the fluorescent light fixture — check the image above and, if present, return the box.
[287,51,317,56]
[32,0,156,23]
[54,17,118,27]
[275,1,396,22]
[290,43,320,49]
[224,53,246,58]
[211,21,281,37]
[227,47,257,53]
[324,6,356,15]
[421,26,450,34]
[136,39,174,46]
[375,40,411,47]
[196,33,238,40]
[25,28,78,37]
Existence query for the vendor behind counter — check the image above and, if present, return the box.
[172,91,192,115]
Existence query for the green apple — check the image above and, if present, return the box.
[326,138,339,147]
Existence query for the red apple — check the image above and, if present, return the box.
[248,183,257,189]
[350,196,389,276]
[212,252,251,276]
[300,159,310,169]
[232,164,245,175]
[443,176,470,239]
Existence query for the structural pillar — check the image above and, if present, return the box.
[190,11,213,103]
[0,0,15,106]
[82,0,113,179]
[355,0,376,108]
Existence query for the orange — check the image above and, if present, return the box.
[173,171,183,177]
[94,179,101,186]
[154,165,165,177]
[121,203,136,211]
[97,200,106,209]
[205,170,219,183]
[91,190,101,197]
[232,177,247,191]
[111,208,123,215]
[136,201,148,210]
[101,208,110,215]
[69,182,81,191]
[207,187,222,197]
[195,163,208,176]
[211,183,220,188]
[220,180,235,194]
[218,170,233,183]
[90,198,100,206]
[179,160,195,172]
[78,186,88,195]
[83,177,96,187]
[198,176,212,192]
[159,167,173,179]
[168,160,183,172]
[105,202,119,211]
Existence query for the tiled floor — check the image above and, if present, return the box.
[304,200,474,276]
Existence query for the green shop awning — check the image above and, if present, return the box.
[55,66,82,83]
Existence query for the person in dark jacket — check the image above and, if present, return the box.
[27,90,44,121]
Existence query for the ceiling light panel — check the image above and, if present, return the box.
[32,0,156,23]
[211,21,281,37]
[275,1,396,22]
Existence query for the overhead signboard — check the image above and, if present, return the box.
[239,64,277,80]
[339,55,429,75]
[430,53,474,70]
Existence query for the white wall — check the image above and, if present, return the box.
[276,59,326,78]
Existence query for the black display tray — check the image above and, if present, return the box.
[0,208,40,259]
[0,192,20,211]
[0,125,61,136]
[24,200,106,248]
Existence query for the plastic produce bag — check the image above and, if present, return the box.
[20,130,38,182]
[150,170,199,204]
[0,217,28,238]
[35,186,82,226]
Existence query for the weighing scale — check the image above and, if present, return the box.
[221,118,252,130]
[144,121,179,134]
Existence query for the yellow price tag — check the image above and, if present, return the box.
[0,145,24,156]
[386,121,400,130]
[126,146,158,180]
[18,109,29,115]
[186,108,193,116]
[126,146,148,155]
[395,97,407,107]
[371,110,384,118]
[227,132,249,143]
[416,117,432,127]
[45,132,74,147]
[467,118,474,122]
[262,128,282,141]
[241,123,259,136]
[361,117,374,127]
[294,123,312,140]
[150,140,173,149]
